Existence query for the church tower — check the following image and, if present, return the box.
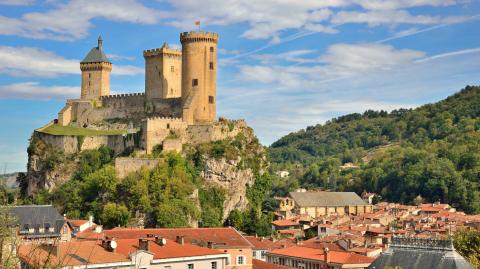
[80,36,112,100]
[180,31,218,124]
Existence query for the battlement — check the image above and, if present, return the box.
[100,93,145,99]
[144,116,184,122]
[80,61,112,71]
[180,31,218,43]
[143,47,182,58]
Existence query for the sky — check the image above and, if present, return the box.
[0,0,479,173]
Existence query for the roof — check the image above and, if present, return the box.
[67,219,88,227]
[104,227,252,248]
[81,36,110,64]
[18,240,129,268]
[253,259,290,269]
[272,219,300,227]
[115,238,223,259]
[9,205,65,238]
[289,191,367,207]
[367,237,474,269]
[269,246,374,265]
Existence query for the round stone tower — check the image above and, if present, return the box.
[80,36,112,100]
[180,31,218,124]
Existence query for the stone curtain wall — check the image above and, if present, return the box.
[115,157,160,179]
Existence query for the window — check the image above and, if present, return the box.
[88,73,91,78]
[211,262,217,269]
[253,251,256,258]
[171,66,174,72]
[164,266,171,269]
[167,123,170,129]
[210,47,214,53]
[209,62,214,70]
[209,96,215,104]
[237,255,245,265]
[188,264,194,269]
[192,79,198,87]
[261,251,266,259]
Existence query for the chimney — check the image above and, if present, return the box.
[208,241,215,248]
[102,237,117,252]
[323,247,330,266]
[176,235,184,245]
[139,238,149,251]
[89,215,94,227]
[155,236,167,246]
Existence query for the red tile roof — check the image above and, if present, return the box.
[115,238,222,259]
[104,227,252,248]
[253,259,290,269]
[67,219,89,227]
[269,246,374,265]
[272,219,299,227]
[18,240,129,268]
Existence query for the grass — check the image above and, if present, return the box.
[40,124,127,136]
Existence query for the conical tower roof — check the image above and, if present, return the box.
[81,35,110,64]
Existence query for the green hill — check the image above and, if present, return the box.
[269,85,480,214]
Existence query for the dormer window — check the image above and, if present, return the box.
[23,224,29,232]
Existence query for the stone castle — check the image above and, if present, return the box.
[40,31,246,155]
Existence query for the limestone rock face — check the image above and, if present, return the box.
[201,157,255,220]
[26,151,74,196]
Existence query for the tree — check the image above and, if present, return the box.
[101,203,130,229]
[0,183,19,269]
[454,229,480,268]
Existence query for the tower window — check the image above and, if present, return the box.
[171,66,174,72]
[209,96,214,104]
[167,123,170,129]
[192,79,198,87]
[88,73,91,78]
[209,62,214,70]
[210,47,214,53]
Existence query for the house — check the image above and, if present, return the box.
[288,191,373,218]
[266,245,374,269]
[18,236,229,269]
[67,215,103,237]
[102,227,254,269]
[8,205,71,242]
[367,237,474,269]
[272,219,302,231]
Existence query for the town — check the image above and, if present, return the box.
[1,1,480,268]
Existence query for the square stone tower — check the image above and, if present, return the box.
[144,43,182,99]
[80,36,112,100]
[180,31,218,124]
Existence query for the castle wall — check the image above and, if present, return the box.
[115,157,160,179]
[34,131,134,155]
[58,103,73,126]
[142,117,188,154]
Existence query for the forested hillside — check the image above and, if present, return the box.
[269,85,480,214]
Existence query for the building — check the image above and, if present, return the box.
[18,236,229,269]
[8,205,71,242]
[266,245,374,269]
[367,237,474,269]
[285,191,373,218]
[99,227,254,269]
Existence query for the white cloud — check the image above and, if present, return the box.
[351,0,458,10]
[0,82,78,100]
[0,46,143,77]
[106,54,135,61]
[0,0,163,41]
[0,0,34,5]
[415,47,480,63]
[332,9,468,26]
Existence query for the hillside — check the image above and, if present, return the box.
[269,85,480,214]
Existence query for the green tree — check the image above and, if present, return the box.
[101,203,130,228]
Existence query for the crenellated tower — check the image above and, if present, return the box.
[144,43,182,99]
[80,36,112,100]
[180,31,218,124]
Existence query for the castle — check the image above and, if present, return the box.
[40,31,246,155]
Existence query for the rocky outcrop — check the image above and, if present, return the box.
[201,157,255,220]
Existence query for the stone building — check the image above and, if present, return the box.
[281,191,373,218]
[45,31,242,155]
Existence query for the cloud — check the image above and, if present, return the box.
[331,9,468,26]
[0,0,163,41]
[415,47,480,63]
[106,54,135,61]
[351,0,459,10]
[237,43,425,87]
[0,0,34,5]
[0,46,143,77]
[0,82,79,100]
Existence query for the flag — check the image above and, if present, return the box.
[195,21,200,26]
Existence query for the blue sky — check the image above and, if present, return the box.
[0,0,479,173]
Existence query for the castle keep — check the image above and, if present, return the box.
[44,31,244,155]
